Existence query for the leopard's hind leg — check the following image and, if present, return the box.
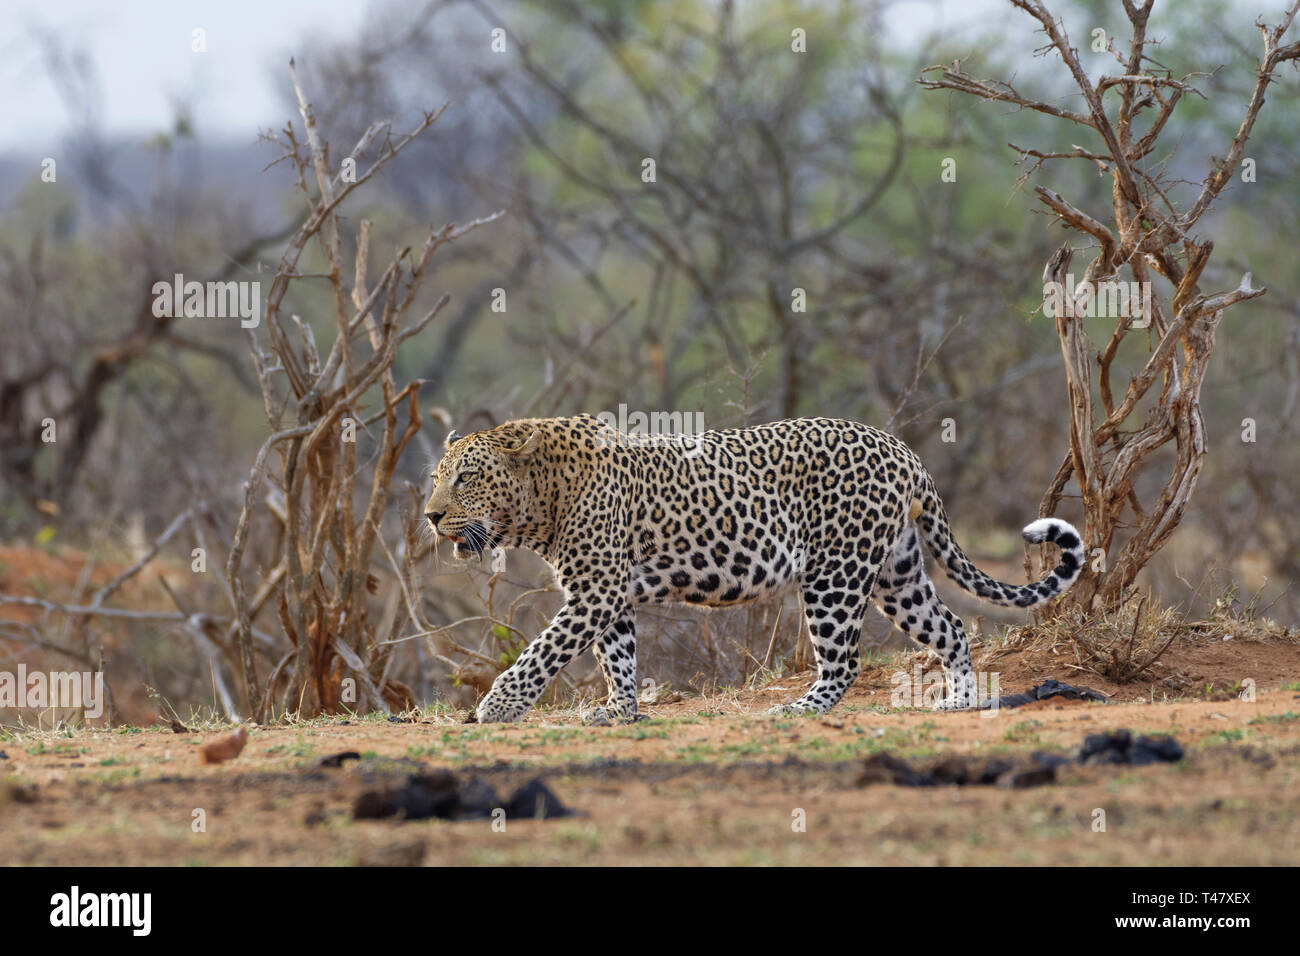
[872,524,977,709]
[585,608,639,724]
[769,555,874,716]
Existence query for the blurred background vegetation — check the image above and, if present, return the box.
[0,0,1295,723]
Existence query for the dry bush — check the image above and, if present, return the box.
[995,583,1300,690]
[0,65,507,725]
[225,63,502,720]
[1057,596,1180,684]
[922,0,1300,613]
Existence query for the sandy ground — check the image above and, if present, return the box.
[3,632,1298,866]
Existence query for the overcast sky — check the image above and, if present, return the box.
[0,0,1023,153]
[0,0,369,152]
[1,0,1280,154]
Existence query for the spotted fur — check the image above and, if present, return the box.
[423,415,1084,722]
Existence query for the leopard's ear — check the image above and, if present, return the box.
[444,429,461,451]
[505,430,542,461]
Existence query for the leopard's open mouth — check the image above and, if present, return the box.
[445,521,492,560]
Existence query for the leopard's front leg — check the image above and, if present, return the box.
[477,497,631,723]
[476,598,620,722]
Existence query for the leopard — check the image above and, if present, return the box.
[423,414,1084,723]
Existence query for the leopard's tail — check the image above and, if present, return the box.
[911,471,1084,608]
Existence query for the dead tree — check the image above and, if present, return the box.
[920,0,1299,613]
[225,61,501,719]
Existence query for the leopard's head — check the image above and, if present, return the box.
[424,425,542,560]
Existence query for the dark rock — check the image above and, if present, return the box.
[505,779,571,819]
[928,756,972,785]
[975,758,1016,784]
[1131,734,1184,765]
[353,769,460,820]
[860,753,1018,787]
[1080,730,1133,764]
[353,789,391,819]
[1003,766,1058,789]
[855,727,1182,792]
[1031,751,1071,770]
[457,778,503,818]
[1078,729,1183,765]
[984,678,1108,710]
[857,752,931,786]
[352,770,568,822]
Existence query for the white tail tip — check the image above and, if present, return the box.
[1022,517,1070,543]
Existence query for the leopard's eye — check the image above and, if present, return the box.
[454,470,477,488]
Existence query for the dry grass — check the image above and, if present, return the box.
[1051,597,1180,684]
[993,589,1300,688]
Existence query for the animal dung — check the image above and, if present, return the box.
[982,678,1108,709]
[857,751,1060,789]
[857,727,1184,789]
[352,770,571,822]
[1077,730,1184,765]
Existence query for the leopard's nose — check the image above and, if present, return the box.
[426,510,444,528]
